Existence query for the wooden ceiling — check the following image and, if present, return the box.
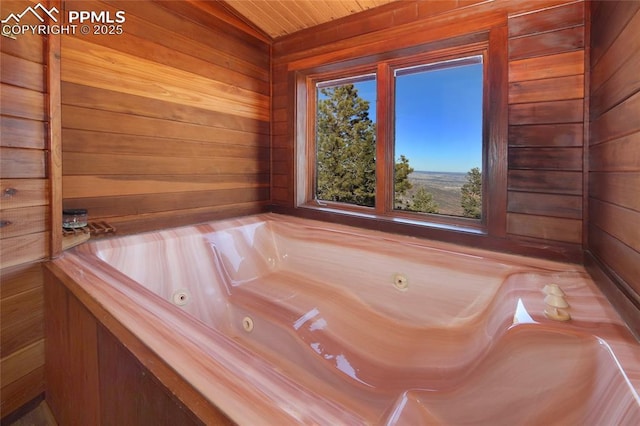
[222,0,399,39]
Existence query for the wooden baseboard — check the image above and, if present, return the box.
[584,250,640,340]
[0,393,44,425]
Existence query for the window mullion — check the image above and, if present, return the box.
[375,62,393,215]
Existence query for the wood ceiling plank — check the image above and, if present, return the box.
[223,0,398,38]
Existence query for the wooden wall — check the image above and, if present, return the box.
[271,0,586,261]
[60,0,271,234]
[587,1,640,333]
[506,1,585,246]
[2,0,270,419]
[0,0,55,417]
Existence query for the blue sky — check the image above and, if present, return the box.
[352,61,483,173]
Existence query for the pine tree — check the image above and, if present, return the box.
[316,83,412,207]
[408,186,439,213]
[394,155,413,205]
[316,84,376,206]
[461,167,482,218]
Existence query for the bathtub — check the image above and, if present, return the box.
[52,213,640,424]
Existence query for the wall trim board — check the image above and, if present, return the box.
[47,0,62,259]
[584,250,640,340]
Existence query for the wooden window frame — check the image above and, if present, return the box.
[294,29,507,237]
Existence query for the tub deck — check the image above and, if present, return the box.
[52,213,640,425]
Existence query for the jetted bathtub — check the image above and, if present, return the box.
[53,213,640,424]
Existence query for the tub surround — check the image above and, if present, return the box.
[46,214,640,425]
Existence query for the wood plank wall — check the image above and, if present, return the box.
[271,0,586,261]
[0,0,50,417]
[588,1,640,331]
[2,0,269,419]
[60,0,271,234]
[506,1,585,245]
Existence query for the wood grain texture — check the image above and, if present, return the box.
[589,225,640,298]
[61,82,269,135]
[588,1,640,325]
[508,74,584,104]
[590,42,640,120]
[508,170,582,195]
[0,22,50,419]
[507,212,582,243]
[508,123,583,147]
[590,7,640,92]
[224,0,398,38]
[590,0,640,69]
[0,340,44,392]
[590,91,640,144]
[0,232,49,269]
[44,274,100,426]
[0,85,45,121]
[98,326,205,425]
[63,152,268,176]
[509,99,584,125]
[0,117,46,150]
[47,4,62,259]
[61,106,269,148]
[0,366,44,418]
[0,262,43,299]
[63,188,269,219]
[63,173,268,200]
[109,0,269,66]
[508,26,584,61]
[590,133,640,172]
[506,3,586,246]
[589,172,640,212]
[62,38,268,121]
[590,199,640,252]
[0,1,44,64]
[0,206,49,240]
[0,180,49,210]
[4,400,56,426]
[0,288,44,357]
[584,252,640,340]
[274,0,573,59]
[508,1,584,38]
[508,147,582,171]
[0,53,44,92]
[486,25,509,238]
[0,263,45,372]
[507,191,582,219]
[61,0,271,231]
[509,50,584,82]
[0,148,46,179]
[44,263,232,425]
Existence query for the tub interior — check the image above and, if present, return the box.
[91,215,640,424]
[208,220,518,326]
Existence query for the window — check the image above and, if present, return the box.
[393,56,483,219]
[315,75,377,207]
[299,40,499,232]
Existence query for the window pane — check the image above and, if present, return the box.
[315,76,377,207]
[394,56,483,219]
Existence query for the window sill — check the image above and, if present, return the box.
[298,203,486,236]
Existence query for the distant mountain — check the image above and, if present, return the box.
[399,171,468,216]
